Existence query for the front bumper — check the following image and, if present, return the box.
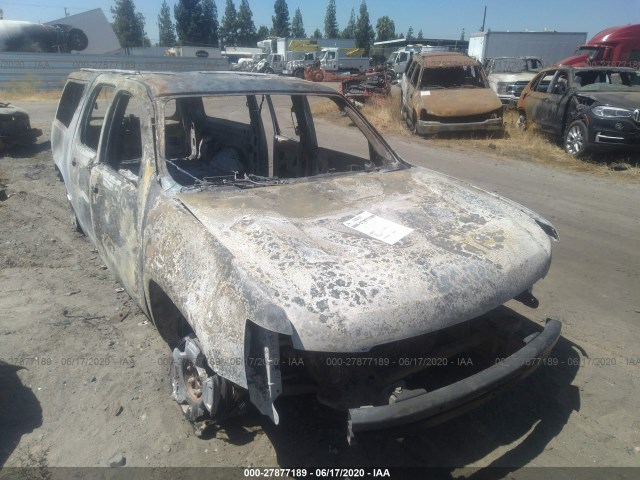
[348,318,561,441]
[589,115,640,150]
[415,117,503,135]
[498,94,519,108]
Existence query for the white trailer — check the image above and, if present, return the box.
[468,31,587,66]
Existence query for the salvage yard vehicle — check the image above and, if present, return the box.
[0,102,41,151]
[52,69,560,441]
[401,53,504,135]
[517,66,640,157]
[485,56,544,107]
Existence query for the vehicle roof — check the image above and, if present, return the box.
[587,23,640,44]
[68,70,340,99]
[414,52,479,68]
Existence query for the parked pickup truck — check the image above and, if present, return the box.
[485,56,544,107]
[52,70,560,440]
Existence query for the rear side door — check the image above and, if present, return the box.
[522,70,556,133]
[89,84,152,306]
[68,83,116,243]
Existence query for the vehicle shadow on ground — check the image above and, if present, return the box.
[233,308,583,477]
[2,141,51,159]
[0,361,43,466]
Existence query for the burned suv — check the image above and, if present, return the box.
[401,52,504,135]
[52,70,559,441]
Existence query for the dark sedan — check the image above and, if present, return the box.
[517,66,640,156]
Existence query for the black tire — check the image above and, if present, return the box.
[564,120,589,157]
[313,70,324,82]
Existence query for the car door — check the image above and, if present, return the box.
[89,84,151,306]
[69,83,116,243]
[522,70,556,133]
[538,69,572,136]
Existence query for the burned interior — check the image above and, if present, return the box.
[160,93,400,189]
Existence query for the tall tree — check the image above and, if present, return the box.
[324,0,338,39]
[175,0,217,46]
[236,0,256,46]
[406,26,414,40]
[312,28,322,39]
[291,8,305,38]
[375,16,395,42]
[355,0,374,55]
[341,8,356,39]
[257,25,270,39]
[201,0,219,46]
[271,0,290,37]
[112,0,147,48]
[158,0,177,47]
[417,29,423,40]
[219,0,238,46]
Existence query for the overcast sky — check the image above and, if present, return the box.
[1,0,638,45]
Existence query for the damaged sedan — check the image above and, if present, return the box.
[52,70,560,441]
[517,66,640,156]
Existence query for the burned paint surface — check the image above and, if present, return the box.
[52,69,557,400]
[416,88,502,118]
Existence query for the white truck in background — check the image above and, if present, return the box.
[319,47,370,73]
[468,30,587,67]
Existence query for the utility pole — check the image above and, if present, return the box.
[480,6,487,32]
[64,7,70,17]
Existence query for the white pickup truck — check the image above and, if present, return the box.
[319,47,370,73]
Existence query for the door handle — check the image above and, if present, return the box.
[71,158,77,166]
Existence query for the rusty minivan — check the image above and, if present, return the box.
[401,52,504,135]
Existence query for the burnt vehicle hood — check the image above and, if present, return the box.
[576,91,640,108]
[419,89,502,117]
[177,167,554,353]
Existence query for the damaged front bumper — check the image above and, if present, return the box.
[347,318,561,441]
[415,117,504,135]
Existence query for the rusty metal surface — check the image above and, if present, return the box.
[416,88,502,117]
[416,52,481,69]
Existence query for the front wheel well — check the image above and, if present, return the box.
[148,281,193,347]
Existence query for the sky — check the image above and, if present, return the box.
[0,0,638,46]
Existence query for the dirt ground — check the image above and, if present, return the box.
[1,99,639,479]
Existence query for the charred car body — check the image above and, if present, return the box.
[485,57,544,107]
[518,66,640,156]
[401,52,504,135]
[52,70,560,440]
[0,102,41,151]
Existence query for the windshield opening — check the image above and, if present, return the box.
[574,70,640,92]
[420,65,486,89]
[161,93,401,190]
[574,46,604,60]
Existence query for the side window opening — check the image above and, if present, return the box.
[81,84,115,151]
[56,81,85,128]
[103,92,144,181]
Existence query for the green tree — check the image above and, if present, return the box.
[341,8,356,39]
[355,0,374,55]
[158,0,177,46]
[417,29,423,40]
[236,0,256,46]
[257,25,270,39]
[219,0,238,46]
[406,26,414,40]
[111,0,147,48]
[291,8,305,38]
[201,0,219,46]
[312,28,322,39]
[175,0,217,46]
[271,0,290,37]
[375,16,395,42]
[324,0,339,39]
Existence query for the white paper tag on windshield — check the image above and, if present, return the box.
[421,91,431,96]
[344,211,413,245]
